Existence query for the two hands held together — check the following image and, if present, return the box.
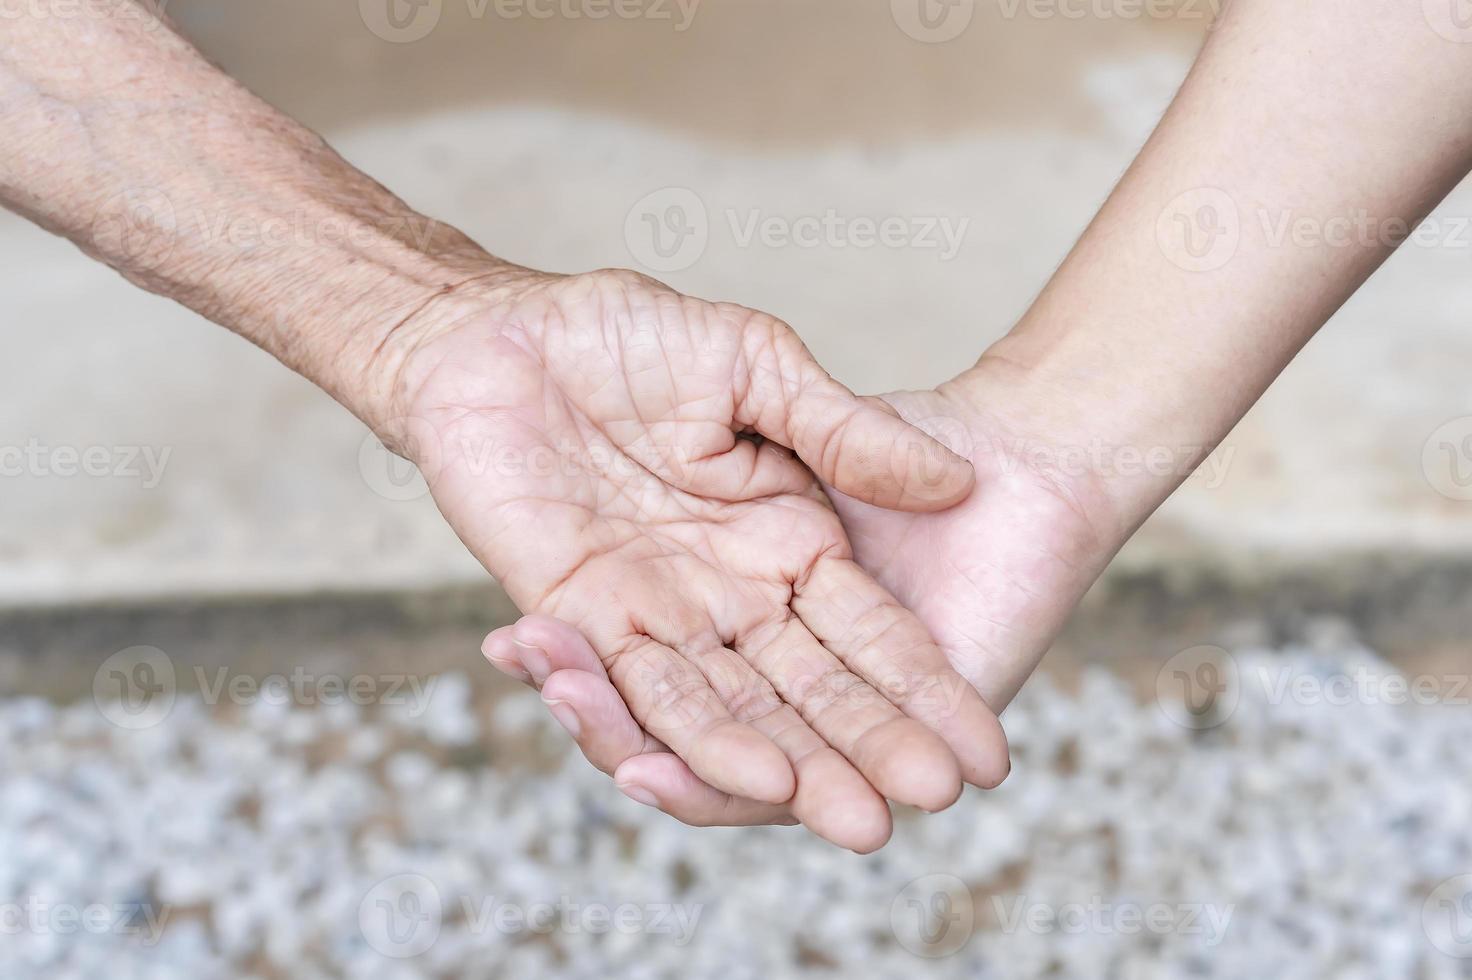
[0,2,1158,854]
[14,0,1459,853]
[379,267,1117,852]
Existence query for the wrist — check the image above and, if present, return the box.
[0,10,532,433]
[322,254,544,434]
[942,331,1208,544]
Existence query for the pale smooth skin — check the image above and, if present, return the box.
[491,0,1472,827]
[0,4,1014,852]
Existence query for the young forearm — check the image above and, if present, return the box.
[0,2,524,424]
[966,0,1472,538]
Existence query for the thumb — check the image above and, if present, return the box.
[738,317,975,512]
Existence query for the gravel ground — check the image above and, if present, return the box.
[6,634,1472,979]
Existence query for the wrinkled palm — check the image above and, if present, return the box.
[394,270,1010,848]
[484,360,1116,839]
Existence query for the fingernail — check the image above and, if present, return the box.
[542,697,581,739]
[485,653,533,684]
[513,639,552,684]
[617,781,660,809]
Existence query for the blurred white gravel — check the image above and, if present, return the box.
[5,642,1472,979]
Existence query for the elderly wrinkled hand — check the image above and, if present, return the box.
[393,267,1010,852]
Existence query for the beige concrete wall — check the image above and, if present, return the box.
[4,1,1470,606]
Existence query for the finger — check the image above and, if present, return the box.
[540,672,795,826]
[619,423,820,504]
[792,557,1012,789]
[736,314,975,511]
[481,613,618,687]
[482,624,537,685]
[670,638,896,849]
[608,637,796,805]
[738,617,964,812]
[484,619,664,774]
[732,701,894,852]
[614,753,797,827]
[497,616,888,847]
[555,287,969,508]
[539,668,665,775]
[560,679,883,848]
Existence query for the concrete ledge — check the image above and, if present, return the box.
[7,553,1470,701]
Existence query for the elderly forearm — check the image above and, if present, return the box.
[0,1,521,424]
[969,0,1472,537]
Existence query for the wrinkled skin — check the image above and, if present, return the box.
[388,268,1011,852]
[484,360,1123,840]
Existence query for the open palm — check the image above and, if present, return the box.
[483,359,1118,839]
[395,269,1010,850]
